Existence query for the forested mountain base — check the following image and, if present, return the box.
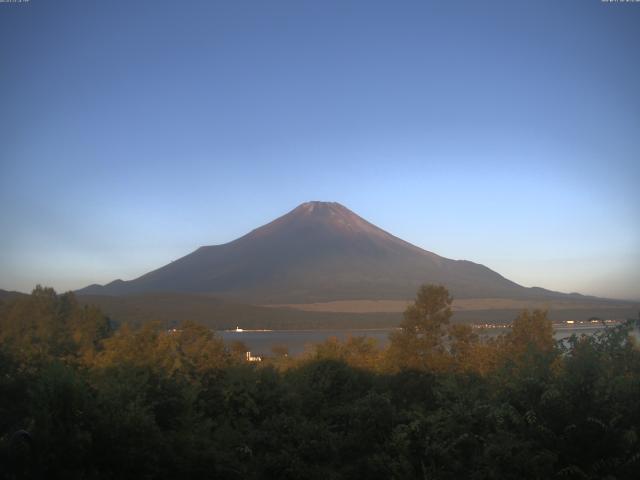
[1,286,639,479]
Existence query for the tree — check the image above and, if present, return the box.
[448,323,480,373]
[0,287,112,367]
[388,284,453,371]
[308,336,382,370]
[271,344,289,358]
[229,340,250,363]
[500,309,555,367]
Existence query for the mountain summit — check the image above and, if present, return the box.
[78,201,571,303]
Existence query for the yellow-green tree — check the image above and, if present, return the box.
[502,309,555,361]
[308,335,383,371]
[0,286,111,366]
[387,284,453,371]
[96,321,227,377]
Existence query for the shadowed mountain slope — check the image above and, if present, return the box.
[78,201,599,304]
[0,289,27,302]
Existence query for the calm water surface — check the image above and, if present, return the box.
[219,329,392,356]
[219,325,637,356]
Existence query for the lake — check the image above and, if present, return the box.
[218,324,636,356]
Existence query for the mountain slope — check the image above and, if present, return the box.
[0,289,28,302]
[78,201,590,303]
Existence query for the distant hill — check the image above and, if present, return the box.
[77,201,615,304]
[76,293,400,330]
[75,292,639,331]
[0,289,27,302]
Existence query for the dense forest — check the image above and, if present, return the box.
[1,285,639,479]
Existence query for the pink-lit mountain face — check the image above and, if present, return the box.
[78,202,577,303]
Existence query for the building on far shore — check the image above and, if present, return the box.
[246,351,262,362]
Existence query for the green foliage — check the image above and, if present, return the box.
[388,284,453,371]
[0,285,112,367]
[506,309,555,357]
[306,335,383,370]
[0,286,639,479]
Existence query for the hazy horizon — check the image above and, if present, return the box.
[1,1,639,300]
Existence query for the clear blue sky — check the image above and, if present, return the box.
[1,0,638,300]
